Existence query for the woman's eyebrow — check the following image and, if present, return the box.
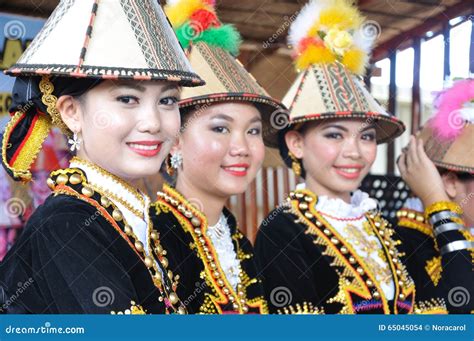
[161,84,180,92]
[321,124,348,132]
[110,83,146,92]
[249,116,262,123]
[210,113,233,122]
[360,124,376,132]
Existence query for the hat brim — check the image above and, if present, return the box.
[7,65,204,87]
[419,122,474,175]
[179,93,288,148]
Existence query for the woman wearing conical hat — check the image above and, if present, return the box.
[0,0,205,314]
[149,0,287,314]
[396,79,474,314]
[254,0,447,314]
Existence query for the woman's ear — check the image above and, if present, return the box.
[56,95,83,133]
[285,130,304,159]
[441,171,457,199]
[170,131,184,155]
[170,144,180,156]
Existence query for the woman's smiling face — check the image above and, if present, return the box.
[59,80,182,181]
[174,102,265,199]
[286,118,377,200]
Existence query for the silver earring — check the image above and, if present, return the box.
[68,132,82,152]
[170,152,183,169]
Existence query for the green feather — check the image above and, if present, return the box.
[175,23,193,49]
[175,23,242,56]
[196,25,242,56]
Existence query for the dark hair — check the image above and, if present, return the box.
[438,168,473,181]
[278,120,323,180]
[10,76,102,116]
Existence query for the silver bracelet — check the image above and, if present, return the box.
[440,240,474,255]
[429,210,461,226]
[434,222,464,236]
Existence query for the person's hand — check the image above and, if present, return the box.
[397,135,449,207]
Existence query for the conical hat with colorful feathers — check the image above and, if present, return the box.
[418,79,474,174]
[165,0,287,148]
[6,0,203,85]
[282,0,405,147]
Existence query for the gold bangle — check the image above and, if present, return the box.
[425,201,463,217]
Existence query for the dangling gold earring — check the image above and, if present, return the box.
[288,151,301,178]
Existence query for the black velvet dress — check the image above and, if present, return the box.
[0,166,185,314]
[150,183,268,314]
[254,188,448,314]
[396,201,473,314]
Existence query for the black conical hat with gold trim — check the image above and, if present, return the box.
[165,0,287,148]
[279,0,405,169]
[2,0,205,182]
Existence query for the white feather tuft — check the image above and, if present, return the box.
[459,106,474,123]
[288,0,327,47]
[166,0,182,6]
[352,28,374,54]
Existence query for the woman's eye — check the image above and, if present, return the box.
[160,97,179,106]
[361,132,376,141]
[116,96,139,104]
[212,126,229,134]
[248,128,261,135]
[324,132,343,139]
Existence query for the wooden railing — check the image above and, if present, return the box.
[226,167,298,243]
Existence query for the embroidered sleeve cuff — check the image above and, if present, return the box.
[413,298,448,314]
[277,302,325,315]
[110,301,147,315]
[425,201,463,218]
[397,209,432,236]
